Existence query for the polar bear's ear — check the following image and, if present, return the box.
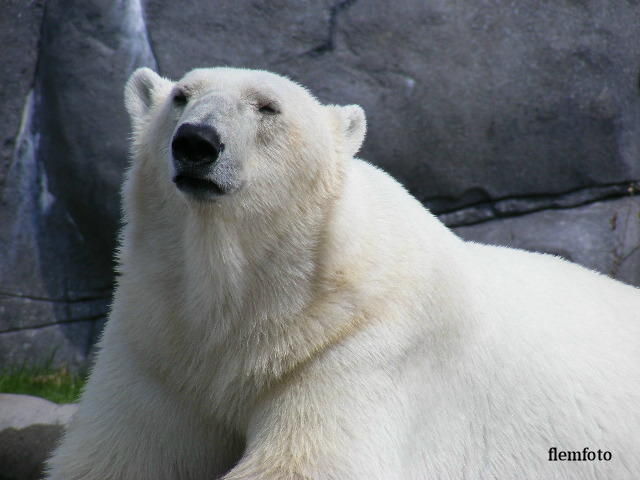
[329,104,367,157]
[125,67,172,126]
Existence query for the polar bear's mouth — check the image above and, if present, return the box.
[173,174,225,198]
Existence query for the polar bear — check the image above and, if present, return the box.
[46,67,640,480]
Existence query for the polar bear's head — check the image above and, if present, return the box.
[124,67,366,214]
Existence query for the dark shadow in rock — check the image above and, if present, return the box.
[0,424,63,480]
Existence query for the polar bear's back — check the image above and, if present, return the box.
[431,241,640,477]
[348,159,640,478]
[466,240,640,338]
[348,156,640,367]
[461,240,640,395]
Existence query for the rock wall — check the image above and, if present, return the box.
[1,0,639,368]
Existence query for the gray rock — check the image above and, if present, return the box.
[144,0,335,74]
[440,182,639,227]
[0,394,77,480]
[144,0,640,213]
[0,394,77,431]
[0,293,109,333]
[454,195,640,287]
[0,91,110,368]
[0,0,45,189]
[0,0,156,367]
[0,321,97,370]
[0,424,62,480]
[35,0,157,262]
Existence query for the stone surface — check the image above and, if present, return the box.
[0,394,77,480]
[0,321,97,370]
[0,0,156,367]
[145,0,640,215]
[454,195,640,287]
[0,424,62,480]
[0,0,45,190]
[0,90,111,368]
[440,182,640,227]
[35,0,157,261]
[0,394,77,431]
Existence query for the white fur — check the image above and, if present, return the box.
[46,67,640,480]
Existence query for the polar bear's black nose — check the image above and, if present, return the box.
[172,123,224,166]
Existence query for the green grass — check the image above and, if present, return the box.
[0,361,87,404]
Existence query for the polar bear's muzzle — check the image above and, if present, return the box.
[171,122,235,200]
[172,123,224,166]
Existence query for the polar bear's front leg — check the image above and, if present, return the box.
[45,350,241,480]
[222,369,405,480]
